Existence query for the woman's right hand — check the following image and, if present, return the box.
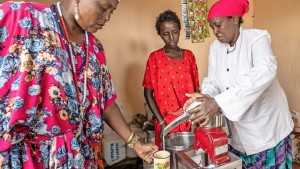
[133,140,158,164]
[183,92,203,111]
[184,93,220,127]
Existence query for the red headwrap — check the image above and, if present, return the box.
[208,0,249,20]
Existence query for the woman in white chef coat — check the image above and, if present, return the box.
[184,0,294,168]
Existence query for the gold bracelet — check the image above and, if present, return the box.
[126,132,134,143]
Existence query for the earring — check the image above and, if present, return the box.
[74,0,79,20]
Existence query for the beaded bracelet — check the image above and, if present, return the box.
[127,133,140,149]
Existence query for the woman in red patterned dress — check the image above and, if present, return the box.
[143,10,200,149]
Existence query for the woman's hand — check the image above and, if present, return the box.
[133,140,158,164]
[183,93,220,127]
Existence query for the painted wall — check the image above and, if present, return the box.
[253,0,300,113]
[3,0,253,121]
[96,0,253,121]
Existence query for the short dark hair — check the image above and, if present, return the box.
[155,10,181,35]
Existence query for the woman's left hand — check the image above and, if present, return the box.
[133,140,158,164]
[183,93,220,127]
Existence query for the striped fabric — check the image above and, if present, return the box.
[229,134,292,169]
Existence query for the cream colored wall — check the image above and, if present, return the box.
[253,0,300,113]
[97,0,253,121]
[8,0,253,121]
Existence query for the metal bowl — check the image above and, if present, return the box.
[204,112,225,128]
[166,132,194,151]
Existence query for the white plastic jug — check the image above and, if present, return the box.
[102,131,126,166]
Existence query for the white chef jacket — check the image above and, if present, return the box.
[202,27,294,155]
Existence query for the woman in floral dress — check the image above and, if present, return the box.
[0,0,157,168]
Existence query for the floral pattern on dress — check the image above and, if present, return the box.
[0,2,116,168]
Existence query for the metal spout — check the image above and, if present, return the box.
[163,113,192,136]
[163,101,202,136]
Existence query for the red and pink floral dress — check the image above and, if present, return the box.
[0,1,116,168]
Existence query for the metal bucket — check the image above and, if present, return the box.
[165,132,194,169]
[145,130,155,144]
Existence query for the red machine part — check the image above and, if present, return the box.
[194,127,230,165]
